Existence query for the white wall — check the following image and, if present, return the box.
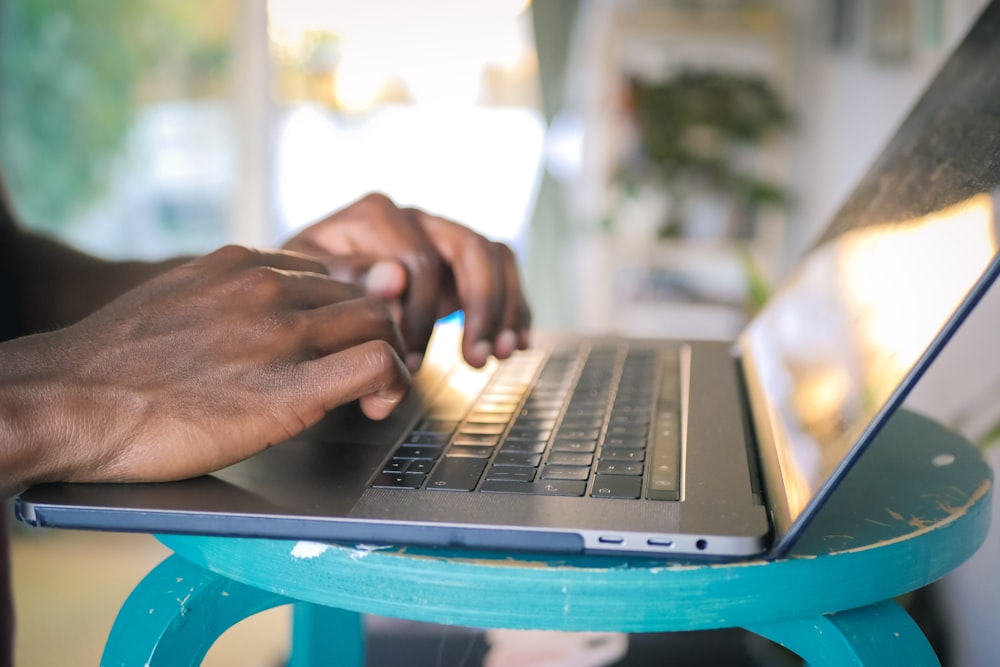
[784,1,987,257]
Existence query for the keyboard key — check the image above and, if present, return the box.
[371,472,425,490]
[480,480,586,496]
[426,458,487,491]
[467,412,511,424]
[407,460,434,474]
[493,453,542,467]
[447,445,494,458]
[475,401,518,414]
[383,458,410,473]
[507,428,551,441]
[460,422,507,435]
[647,360,681,501]
[596,461,644,476]
[551,439,597,453]
[394,445,444,460]
[541,465,591,481]
[521,397,564,410]
[591,475,641,499]
[648,478,680,501]
[500,440,547,455]
[453,434,501,447]
[599,448,643,462]
[602,436,647,449]
[485,468,536,482]
[518,408,562,421]
[558,417,604,430]
[606,425,648,437]
[609,414,650,428]
[554,428,601,440]
[546,452,593,466]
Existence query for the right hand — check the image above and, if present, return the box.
[0,245,410,494]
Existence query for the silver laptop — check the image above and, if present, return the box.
[16,2,1000,560]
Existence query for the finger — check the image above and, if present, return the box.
[281,235,409,303]
[393,210,446,365]
[305,297,407,362]
[414,213,504,367]
[229,268,364,314]
[304,250,407,298]
[363,260,408,300]
[204,245,332,277]
[495,242,533,354]
[301,339,412,420]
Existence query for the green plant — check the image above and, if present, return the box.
[618,69,793,239]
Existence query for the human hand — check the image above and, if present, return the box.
[0,245,410,491]
[283,193,532,370]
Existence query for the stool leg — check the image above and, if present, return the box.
[101,553,289,667]
[745,599,940,667]
[288,602,365,667]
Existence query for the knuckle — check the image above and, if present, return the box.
[357,295,393,324]
[357,192,395,214]
[492,240,516,262]
[364,340,406,381]
[239,265,286,299]
[211,244,258,266]
[403,248,441,275]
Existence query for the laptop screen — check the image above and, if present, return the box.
[738,1,1000,538]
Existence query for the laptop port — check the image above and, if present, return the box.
[647,537,674,548]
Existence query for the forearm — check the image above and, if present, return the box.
[8,231,189,332]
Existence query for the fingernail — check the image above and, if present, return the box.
[495,330,518,358]
[406,352,424,372]
[365,261,403,296]
[472,340,492,365]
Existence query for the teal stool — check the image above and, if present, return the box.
[100,411,992,666]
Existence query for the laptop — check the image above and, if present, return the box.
[16,2,1000,560]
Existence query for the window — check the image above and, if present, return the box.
[0,0,240,259]
[0,1,545,261]
[267,0,544,252]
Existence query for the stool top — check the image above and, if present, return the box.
[158,411,991,633]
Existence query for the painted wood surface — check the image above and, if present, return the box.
[103,410,991,665]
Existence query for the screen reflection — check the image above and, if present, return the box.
[741,192,999,517]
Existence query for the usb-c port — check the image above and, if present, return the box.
[647,538,674,548]
[598,535,624,544]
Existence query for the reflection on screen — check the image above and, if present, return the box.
[740,192,999,517]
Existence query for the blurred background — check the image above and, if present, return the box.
[3,0,1000,665]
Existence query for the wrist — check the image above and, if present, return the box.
[0,332,86,497]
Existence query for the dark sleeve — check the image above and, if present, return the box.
[0,172,189,332]
[0,180,24,340]
[0,183,18,667]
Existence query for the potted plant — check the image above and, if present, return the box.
[613,68,793,241]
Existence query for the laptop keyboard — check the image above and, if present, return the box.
[370,344,681,501]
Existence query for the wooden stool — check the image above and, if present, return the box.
[100,411,992,666]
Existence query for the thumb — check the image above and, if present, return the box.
[362,259,409,300]
[322,255,407,329]
[317,254,408,300]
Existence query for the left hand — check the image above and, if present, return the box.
[284,193,532,370]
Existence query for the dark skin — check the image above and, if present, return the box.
[0,192,531,498]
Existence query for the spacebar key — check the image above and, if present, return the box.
[480,480,586,496]
[426,457,487,491]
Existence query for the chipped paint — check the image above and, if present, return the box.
[290,541,330,559]
[349,544,392,560]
